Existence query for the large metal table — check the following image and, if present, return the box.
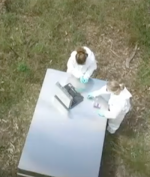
[17,69,108,177]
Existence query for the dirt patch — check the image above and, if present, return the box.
[0,0,7,13]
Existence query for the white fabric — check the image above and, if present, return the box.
[91,85,132,133]
[107,126,116,134]
[67,46,97,79]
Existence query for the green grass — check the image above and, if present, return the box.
[0,0,150,176]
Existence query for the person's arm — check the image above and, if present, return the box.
[84,53,97,79]
[104,105,122,119]
[67,51,83,78]
[84,62,97,79]
[90,85,109,97]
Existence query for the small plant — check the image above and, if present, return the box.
[17,62,30,72]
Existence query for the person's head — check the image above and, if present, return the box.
[75,47,88,65]
[106,81,125,95]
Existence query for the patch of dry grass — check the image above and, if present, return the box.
[0,0,150,177]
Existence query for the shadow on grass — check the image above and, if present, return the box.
[98,108,147,177]
[118,109,148,138]
[99,132,118,177]
[109,109,150,177]
[0,169,17,177]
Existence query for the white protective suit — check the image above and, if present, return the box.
[67,46,97,79]
[91,85,132,134]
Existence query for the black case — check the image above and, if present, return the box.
[64,83,84,109]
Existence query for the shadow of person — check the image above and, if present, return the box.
[117,109,148,138]
[99,131,118,177]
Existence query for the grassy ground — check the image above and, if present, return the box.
[0,0,150,176]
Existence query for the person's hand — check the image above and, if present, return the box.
[80,76,89,84]
[98,110,105,117]
[87,93,94,99]
[80,76,85,83]
[83,78,88,83]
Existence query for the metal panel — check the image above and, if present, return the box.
[18,69,108,177]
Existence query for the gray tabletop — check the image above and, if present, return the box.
[18,69,108,177]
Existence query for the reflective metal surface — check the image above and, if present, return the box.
[18,69,108,177]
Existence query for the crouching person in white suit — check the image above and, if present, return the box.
[67,46,97,84]
[87,81,132,134]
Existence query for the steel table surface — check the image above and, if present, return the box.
[17,69,108,177]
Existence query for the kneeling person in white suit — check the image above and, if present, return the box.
[67,46,97,84]
[87,81,132,134]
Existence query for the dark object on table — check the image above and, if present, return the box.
[55,82,84,109]
[93,96,108,110]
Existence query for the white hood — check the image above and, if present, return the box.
[67,46,97,79]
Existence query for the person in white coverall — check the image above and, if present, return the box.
[87,81,132,134]
[67,46,97,83]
